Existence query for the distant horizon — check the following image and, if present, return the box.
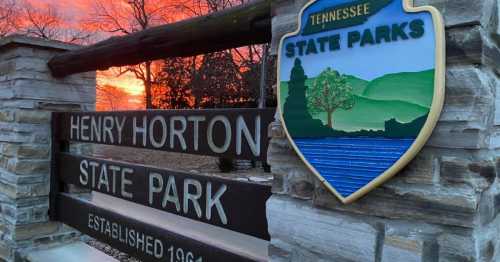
[281,63,435,82]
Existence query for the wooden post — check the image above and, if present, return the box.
[49,113,69,221]
[258,45,269,109]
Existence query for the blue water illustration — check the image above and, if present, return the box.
[295,137,414,197]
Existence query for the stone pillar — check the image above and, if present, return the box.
[0,36,95,261]
[268,0,500,261]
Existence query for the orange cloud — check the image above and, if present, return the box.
[97,69,145,96]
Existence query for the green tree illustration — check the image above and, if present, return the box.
[307,68,355,129]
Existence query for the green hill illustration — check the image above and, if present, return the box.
[315,95,429,132]
[281,58,434,138]
[345,75,369,95]
[362,70,435,107]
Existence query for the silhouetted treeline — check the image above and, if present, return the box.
[153,50,276,110]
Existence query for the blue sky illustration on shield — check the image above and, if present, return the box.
[280,0,435,81]
[280,0,436,198]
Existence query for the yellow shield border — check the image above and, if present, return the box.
[276,0,446,204]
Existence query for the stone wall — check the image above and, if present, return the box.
[267,0,500,261]
[0,36,95,261]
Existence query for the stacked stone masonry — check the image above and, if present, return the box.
[267,0,500,261]
[0,36,95,261]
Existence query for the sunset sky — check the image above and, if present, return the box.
[34,0,147,98]
[17,0,253,110]
[97,70,145,96]
[35,0,90,15]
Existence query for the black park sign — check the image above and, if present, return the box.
[57,109,275,160]
[50,108,276,262]
[55,152,272,240]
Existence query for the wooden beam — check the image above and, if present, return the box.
[48,0,272,77]
[56,152,272,240]
[53,109,275,160]
[56,193,268,262]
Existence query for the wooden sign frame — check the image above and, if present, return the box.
[56,153,271,240]
[56,193,258,262]
[49,108,276,261]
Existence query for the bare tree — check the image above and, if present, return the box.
[87,0,184,109]
[18,2,94,44]
[96,84,143,111]
[88,0,267,110]
[21,2,61,39]
[0,0,18,36]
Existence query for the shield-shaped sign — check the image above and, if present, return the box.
[277,0,445,203]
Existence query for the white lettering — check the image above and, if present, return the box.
[149,116,167,148]
[70,115,79,140]
[207,116,232,153]
[183,179,202,218]
[109,165,120,194]
[88,213,93,228]
[146,236,154,256]
[79,160,89,186]
[90,116,102,142]
[154,239,163,259]
[121,168,134,199]
[89,161,99,188]
[206,182,228,224]
[163,175,180,212]
[133,116,147,146]
[81,115,90,141]
[187,116,205,151]
[170,116,187,150]
[103,116,114,143]
[115,116,127,144]
[137,232,145,252]
[97,163,110,192]
[112,223,118,239]
[149,172,163,205]
[236,115,261,156]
